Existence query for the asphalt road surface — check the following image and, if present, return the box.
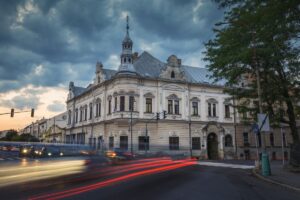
[1,158,299,200]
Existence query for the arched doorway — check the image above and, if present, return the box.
[207,133,218,160]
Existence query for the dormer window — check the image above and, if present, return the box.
[171,71,175,78]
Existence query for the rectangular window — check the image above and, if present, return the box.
[80,109,83,122]
[145,98,152,113]
[168,100,173,114]
[120,136,128,150]
[129,96,134,111]
[174,100,179,114]
[169,137,179,150]
[225,104,230,118]
[243,132,249,146]
[98,103,101,116]
[96,104,99,117]
[109,136,114,149]
[89,104,93,119]
[75,109,78,123]
[192,137,201,150]
[212,103,216,117]
[108,100,111,114]
[115,97,118,112]
[138,136,149,150]
[84,106,87,121]
[192,102,198,116]
[120,96,125,111]
[208,103,212,117]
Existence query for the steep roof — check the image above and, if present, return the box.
[73,86,87,97]
[133,51,225,86]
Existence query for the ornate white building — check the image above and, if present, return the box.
[65,18,294,160]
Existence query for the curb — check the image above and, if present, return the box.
[251,168,300,192]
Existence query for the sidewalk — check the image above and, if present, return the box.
[253,160,300,191]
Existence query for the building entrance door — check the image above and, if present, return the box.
[207,132,218,160]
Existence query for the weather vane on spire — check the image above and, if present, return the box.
[126,15,129,35]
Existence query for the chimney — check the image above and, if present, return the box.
[132,52,139,62]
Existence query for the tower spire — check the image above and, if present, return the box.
[117,15,137,75]
[126,15,129,36]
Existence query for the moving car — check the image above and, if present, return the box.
[105,148,135,161]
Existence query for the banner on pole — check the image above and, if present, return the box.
[258,113,270,132]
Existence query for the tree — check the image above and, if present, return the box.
[204,0,300,144]
[0,129,19,141]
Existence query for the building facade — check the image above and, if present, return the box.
[65,19,295,160]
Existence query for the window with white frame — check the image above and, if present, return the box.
[75,108,78,123]
[168,100,173,114]
[192,102,198,116]
[167,94,180,115]
[89,103,93,119]
[115,97,118,112]
[225,104,230,118]
[79,107,83,122]
[120,96,125,111]
[95,98,101,117]
[84,105,87,121]
[207,98,218,117]
[108,99,111,114]
[145,98,152,113]
[129,96,134,111]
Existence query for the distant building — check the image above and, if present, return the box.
[20,112,67,143]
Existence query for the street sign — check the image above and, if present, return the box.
[258,113,270,132]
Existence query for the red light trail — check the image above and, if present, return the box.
[29,159,196,200]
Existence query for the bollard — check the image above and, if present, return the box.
[262,152,271,176]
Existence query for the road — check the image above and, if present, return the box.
[0,156,299,200]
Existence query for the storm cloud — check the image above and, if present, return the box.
[0,0,223,94]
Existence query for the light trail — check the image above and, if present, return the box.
[70,158,179,183]
[29,159,196,200]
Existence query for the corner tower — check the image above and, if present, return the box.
[117,16,137,75]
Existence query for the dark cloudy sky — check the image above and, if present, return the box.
[0,0,224,130]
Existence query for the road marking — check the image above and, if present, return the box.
[197,161,254,169]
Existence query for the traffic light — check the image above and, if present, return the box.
[10,108,14,117]
[163,110,167,119]
[156,112,160,120]
[31,108,34,117]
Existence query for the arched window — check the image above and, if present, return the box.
[171,71,175,78]
[225,134,233,147]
